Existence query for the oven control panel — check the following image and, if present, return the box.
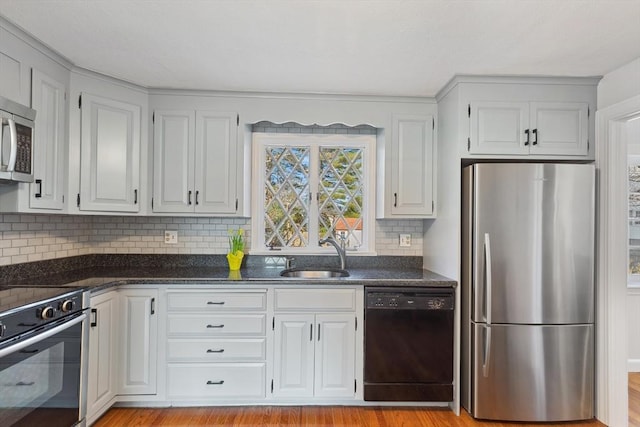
[0,289,84,344]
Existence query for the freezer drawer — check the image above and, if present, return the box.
[470,323,593,422]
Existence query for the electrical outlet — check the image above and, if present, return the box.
[399,233,411,247]
[164,230,178,244]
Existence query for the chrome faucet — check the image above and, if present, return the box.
[318,236,347,270]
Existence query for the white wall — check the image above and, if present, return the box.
[597,57,640,110]
[628,288,640,371]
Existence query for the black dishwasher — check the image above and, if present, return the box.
[364,287,454,402]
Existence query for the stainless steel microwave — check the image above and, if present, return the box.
[0,95,36,184]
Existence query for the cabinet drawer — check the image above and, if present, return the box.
[168,314,266,336]
[167,338,266,361]
[274,288,356,311]
[168,291,266,311]
[167,363,265,398]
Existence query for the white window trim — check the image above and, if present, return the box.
[251,132,377,256]
[629,154,640,286]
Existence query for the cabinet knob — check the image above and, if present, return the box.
[524,129,530,146]
[532,129,538,146]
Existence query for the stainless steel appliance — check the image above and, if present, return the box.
[0,96,35,184]
[0,287,89,427]
[364,287,454,401]
[461,163,595,422]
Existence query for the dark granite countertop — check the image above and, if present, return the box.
[0,254,456,293]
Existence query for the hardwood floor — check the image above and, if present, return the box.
[94,406,605,427]
[631,372,640,427]
[93,374,640,427]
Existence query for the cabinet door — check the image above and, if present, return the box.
[153,110,195,212]
[391,115,434,216]
[314,314,356,398]
[80,93,141,212]
[0,51,23,103]
[194,111,237,213]
[469,101,529,155]
[87,291,118,422]
[119,289,158,395]
[273,314,315,398]
[30,69,65,210]
[529,102,589,156]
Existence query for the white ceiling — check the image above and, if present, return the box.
[1,0,639,97]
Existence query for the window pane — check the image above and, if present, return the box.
[318,147,364,250]
[629,162,640,274]
[264,146,310,248]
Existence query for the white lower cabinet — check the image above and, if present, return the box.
[118,288,158,395]
[165,289,268,400]
[86,291,119,425]
[273,313,356,399]
[167,363,266,399]
[87,285,362,415]
[272,288,358,400]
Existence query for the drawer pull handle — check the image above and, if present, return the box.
[207,380,225,385]
[207,301,225,305]
[15,381,35,386]
[206,324,225,328]
[207,349,225,353]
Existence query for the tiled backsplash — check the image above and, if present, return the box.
[0,214,422,266]
[0,215,94,265]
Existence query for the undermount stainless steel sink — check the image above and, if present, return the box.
[279,268,350,279]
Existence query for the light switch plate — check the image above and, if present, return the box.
[164,230,178,244]
[399,233,411,247]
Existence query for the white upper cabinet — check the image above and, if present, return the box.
[469,100,589,156]
[194,111,238,213]
[469,101,529,155]
[153,110,194,213]
[153,109,238,214]
[449,76,598,160]
[80,92,141,212]
[528,102,589,156]
[30,69,66,210]
[387,114,435,218]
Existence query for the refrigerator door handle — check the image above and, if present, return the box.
[484,232,492,325]
[482,325,492,377]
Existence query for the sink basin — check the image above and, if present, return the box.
[280,268,350,279]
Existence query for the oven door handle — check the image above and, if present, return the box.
[0,312,87,358]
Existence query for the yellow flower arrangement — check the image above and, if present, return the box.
[227,228,245,270]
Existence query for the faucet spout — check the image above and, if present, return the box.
[318,237,347,270]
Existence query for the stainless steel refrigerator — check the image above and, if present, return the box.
[461,163,595,422]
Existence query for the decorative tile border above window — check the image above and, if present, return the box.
[251,121,377,135]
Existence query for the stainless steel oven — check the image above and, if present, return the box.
[0,288,88,427]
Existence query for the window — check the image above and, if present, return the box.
[252,132,375,254]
